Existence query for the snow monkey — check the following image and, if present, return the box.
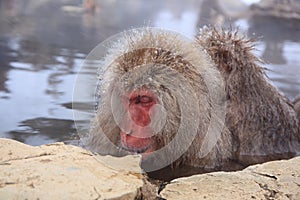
[84,27,300,181]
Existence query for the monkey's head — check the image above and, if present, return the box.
[86,28,226,171]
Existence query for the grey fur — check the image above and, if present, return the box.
[85,27,300,175]
[197,27,300,164]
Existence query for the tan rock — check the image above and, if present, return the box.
[0,138,144,200]
[1,138,299,200]
[160,157,300,200]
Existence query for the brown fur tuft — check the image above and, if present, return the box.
[197,27,300,164]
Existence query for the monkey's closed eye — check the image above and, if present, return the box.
[130,95,154,106]
[139,96,153,104]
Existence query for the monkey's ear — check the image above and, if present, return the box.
[196,27,259,74]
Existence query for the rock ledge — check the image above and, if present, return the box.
[0,138,299,200]
[160,157,300,200]
[0,138,143,200]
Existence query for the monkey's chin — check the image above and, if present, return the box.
[122,145,149,154]
[121,144,154,157]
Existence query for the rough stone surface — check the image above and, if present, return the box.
[1,138,299,200]
[0,138,144,200]
[160,157,300,200]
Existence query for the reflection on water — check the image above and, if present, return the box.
[0,0,299,146]
[8,117,77,145]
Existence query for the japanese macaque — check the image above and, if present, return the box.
[85,27,300,181]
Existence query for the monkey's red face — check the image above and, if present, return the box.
[120,88,159,156]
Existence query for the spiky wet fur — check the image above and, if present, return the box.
[86,27,300,176]
[197,27,300,163]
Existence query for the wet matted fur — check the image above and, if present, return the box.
[85,27,300,180]
[197,27,300,165]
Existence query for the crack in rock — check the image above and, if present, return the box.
[0,152,55,164]
[253,172,278,180]
[93,186,102,200]
[257,183,278,200]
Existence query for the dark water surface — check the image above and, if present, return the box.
[0,0,299,146]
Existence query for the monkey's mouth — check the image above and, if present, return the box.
[120,131,153,154]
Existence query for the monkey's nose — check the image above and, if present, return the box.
[129,105,151,126]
